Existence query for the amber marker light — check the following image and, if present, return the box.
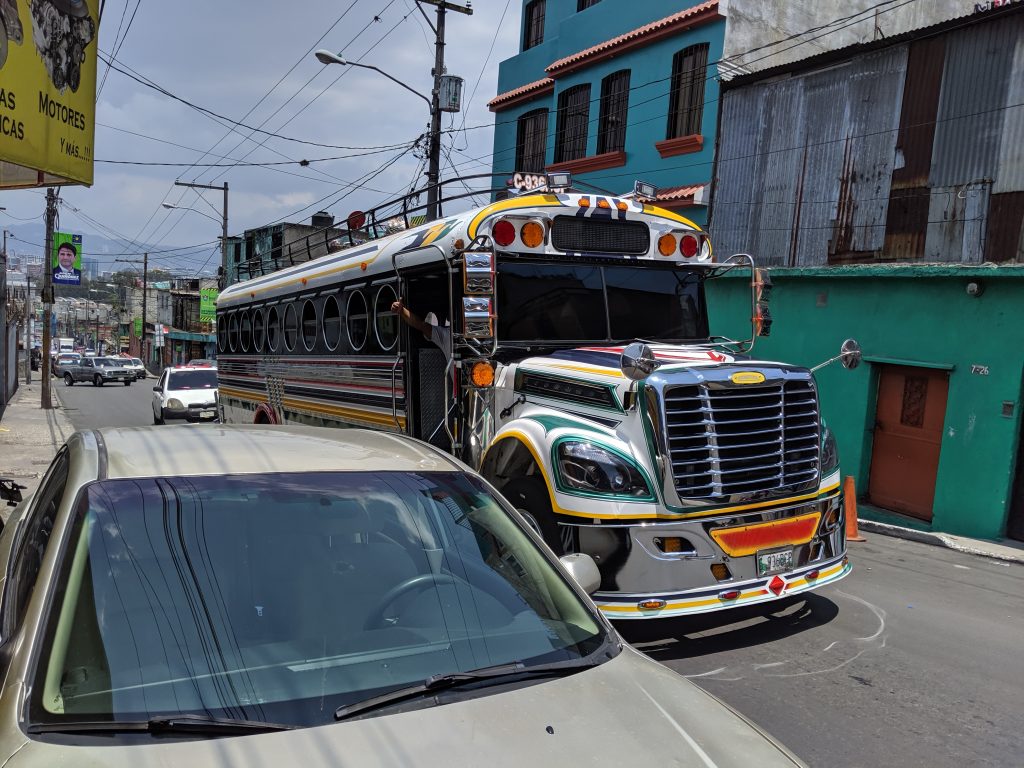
[658,234,677,256]
[638,599,666,610]
[578,197,590,208]
[596,198,611,209]
[616,201,629,212]
[520,220,544,248]
[470,361,495,387]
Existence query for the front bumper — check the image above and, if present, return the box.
[163,403,218,422]
[569,490,849,620]
[101,372,132,382]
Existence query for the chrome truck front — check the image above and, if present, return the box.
[577,364,850,619]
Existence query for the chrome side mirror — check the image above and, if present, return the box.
[811,338,863,373]
[620,342,661,381]
[558,553,601,595]
[840,338,862,370]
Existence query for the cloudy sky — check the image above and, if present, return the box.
[0,0,519,276]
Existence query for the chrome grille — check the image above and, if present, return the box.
[663,377,820,499]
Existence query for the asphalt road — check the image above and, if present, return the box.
[54,371,158,429]
[617,535,1024,768]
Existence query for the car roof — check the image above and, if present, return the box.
[89,425,463,479]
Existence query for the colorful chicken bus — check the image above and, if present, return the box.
[215,178,858,620]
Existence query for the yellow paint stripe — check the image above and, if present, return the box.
[281,396,406,429]
[221,251,382,306]
[467,194,564,238]
[548,363,625,378]
[641,204,703,230]
[596,561,848,614]
[219,386,406,429]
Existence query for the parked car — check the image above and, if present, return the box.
[151,366,218,424]
[120,357,146,380]
[51,352,80,378]
[0,426,806,766]
[62,356,134,387]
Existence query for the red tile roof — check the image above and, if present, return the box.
[488,77,555,112]
[655,184,706,204]
[546,1,721,78]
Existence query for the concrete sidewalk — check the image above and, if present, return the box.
[0,381,75,520]
[1,382,1021,565]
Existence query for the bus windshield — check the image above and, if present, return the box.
[496,261,708,344]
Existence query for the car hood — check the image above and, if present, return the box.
[166,388,217,406]
[6,648,804,767]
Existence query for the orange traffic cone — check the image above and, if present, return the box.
[844,475,866,542]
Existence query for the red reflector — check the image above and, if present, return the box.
[805,569,820,580]
[718,590,741,601]
[710,512,820,557]
[680,233,699,258]
[768,575,786,596]
[492,219,516,247]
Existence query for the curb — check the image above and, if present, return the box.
[859,519,1024,565]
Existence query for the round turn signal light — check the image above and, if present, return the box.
[470,361,495,387]
[520,221,544,248]
[658,234,677,256]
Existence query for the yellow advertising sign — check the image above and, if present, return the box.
[0,0,98,188]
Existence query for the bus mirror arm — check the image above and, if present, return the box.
[810,339,863,373]
[500,394,527,419]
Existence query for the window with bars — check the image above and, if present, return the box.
[577,0,601,10]
[523,0,545,50]
[667,43,709,139]
[554,84,591,164]
[515,109,549,172]
[597,70,630,155]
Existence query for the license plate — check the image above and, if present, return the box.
[200,409,215,418]
[757,548,793,576]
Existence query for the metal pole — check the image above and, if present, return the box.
[41,188,56,409]
[141,252,148,366]
[426,3,445,222]
[24,274,31,384]
[222,182,228,281]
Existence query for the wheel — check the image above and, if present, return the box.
[64,373,74,387]
[93,375,102,387]
[363,573,459,630]
[153,407,165,425]
[501,478,566,555]
[124,380,131,386]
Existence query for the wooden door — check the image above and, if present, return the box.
[868,365,949,521]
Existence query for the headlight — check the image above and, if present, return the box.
[167,398,185,409]
[556,441,651,497]
[821,426,838,471]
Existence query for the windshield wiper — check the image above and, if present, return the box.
[334,658,599,721]
[28,714,295,736]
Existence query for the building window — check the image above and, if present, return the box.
[523,0,545,50]
[667,43,709,139]
[515,109,548,172]
[554,84,591,164]
[577,0,600,9]
[597,70,630,155]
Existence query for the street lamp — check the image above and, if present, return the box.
[162,203,223,225]
[314,48,442,221]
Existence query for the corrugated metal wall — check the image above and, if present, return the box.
[711,11,1024,265]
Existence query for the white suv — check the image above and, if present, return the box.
[151,366,218,424]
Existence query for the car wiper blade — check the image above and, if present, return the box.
[28,714,294,735]
[334,658,599,721]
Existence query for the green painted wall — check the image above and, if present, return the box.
[706,265,1024,540]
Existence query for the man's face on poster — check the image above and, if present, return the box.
[58,245,76,270]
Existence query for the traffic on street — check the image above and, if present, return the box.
[2,2,1023,767]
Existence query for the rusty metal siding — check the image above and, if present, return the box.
[924,181,991,263]
[987,192,1024,261]
[930,16,1021,188]
[993,25,1024,193]
[892,37,946,190]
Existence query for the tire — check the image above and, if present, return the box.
[124,380,131,386]
[153,407,165,425]
[501,478,566,555]
[64,373,74,387]
[93,375,102,387]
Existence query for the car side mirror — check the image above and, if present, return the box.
[0,478,26,508]
[153,386,160,392]
[558,553,601,595]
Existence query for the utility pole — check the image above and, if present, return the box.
[24,275,31,384]
[116,253,148,363]
[418,0,472,221]
[173,180,228,276]
[41,188,57,409]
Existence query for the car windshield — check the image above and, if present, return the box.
[94,358,118,367]
[131,358,143,366]
[30,472,605,729]
[168,370,217,389]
